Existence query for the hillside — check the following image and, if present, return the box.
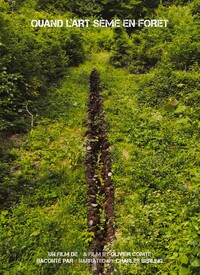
[0,1,200,274]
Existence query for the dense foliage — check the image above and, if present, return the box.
[110,4,200,73]
[0,1,85,133]
[0,0,199,274]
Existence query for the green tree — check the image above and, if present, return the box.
[110,27,133,67]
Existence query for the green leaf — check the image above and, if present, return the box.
[179,254,188,264]
[174,105,187,114]
[179,267,190,275]
[191,258,200,267]
[30,230,40,237]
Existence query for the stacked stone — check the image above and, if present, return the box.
[86,69,105,274]
[85,69,115,275]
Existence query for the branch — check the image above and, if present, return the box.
[25,102,34,129]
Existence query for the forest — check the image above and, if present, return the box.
[0,0,200,274]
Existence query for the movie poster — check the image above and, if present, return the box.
[0,0,199,274]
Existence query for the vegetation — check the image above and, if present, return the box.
[0,0,200,274]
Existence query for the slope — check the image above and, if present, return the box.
[1,51,200,275]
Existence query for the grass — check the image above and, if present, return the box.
[1,51,200,275]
